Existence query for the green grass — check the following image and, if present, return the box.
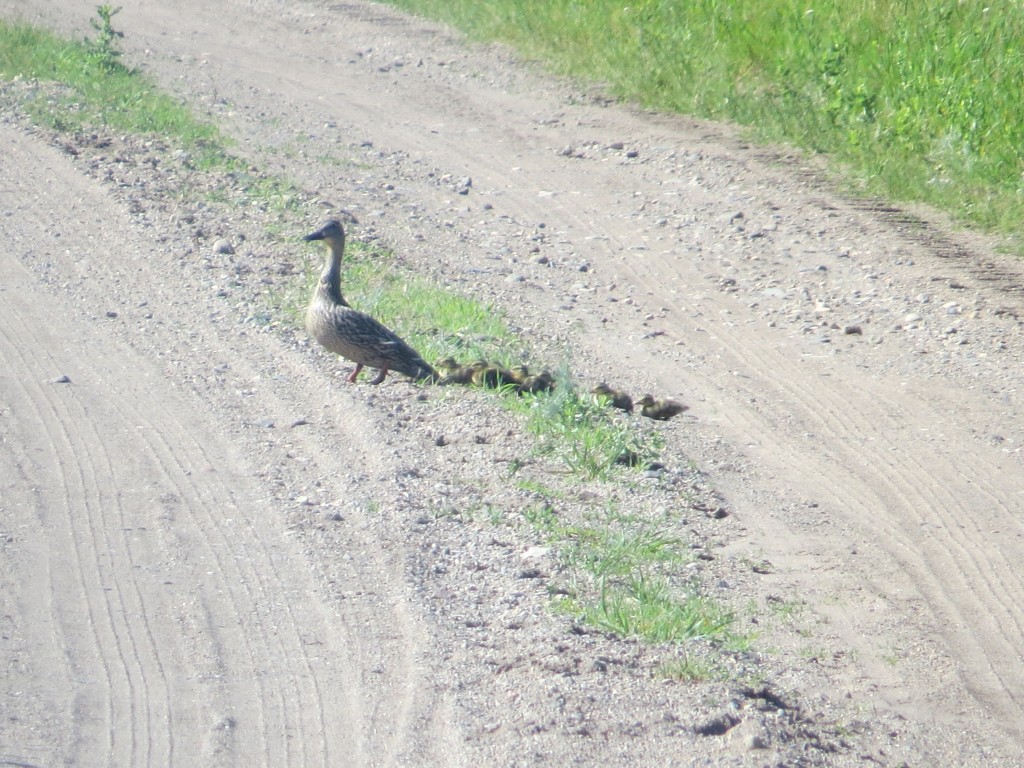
[514,493,739,648]
[384,0,1024,237]
[575,577,734,644]
[509,371,664,480]
[0,13,220,148]
[657,655,728,683]
[559,524,736,645]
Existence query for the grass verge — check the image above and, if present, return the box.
[0,12,219,150]
[508,371,664,480]
[383,0,1024,239]
[521,495,741,655]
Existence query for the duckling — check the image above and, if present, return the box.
[636,394,689,421]
[304,220,436,384]
[508,365,531,384]
[521,369,556,394]
[591,382,634,413]
[435,357,470,385]
[471,363,517,389]
[437,359,481,386]
[436,356,461,374]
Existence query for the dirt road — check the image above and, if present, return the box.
[3,1,1024,765]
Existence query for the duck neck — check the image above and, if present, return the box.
[317,239,347,306]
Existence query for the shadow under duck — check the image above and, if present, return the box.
[304,219,436,385]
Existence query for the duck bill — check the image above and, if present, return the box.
[303,228,326,242]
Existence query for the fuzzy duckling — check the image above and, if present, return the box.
[508,365,531,384]
[471,363,518,389]
[436,359,480,386]
[436,356,461,375]
[304,220,436,384]
[435,357,472,385]
[636,394,689,421]
[591,382,634,413]
[521,369,556,395]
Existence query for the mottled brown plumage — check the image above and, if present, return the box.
[636,394,688,420]
[591,382,634,413]
[304,220,436,384]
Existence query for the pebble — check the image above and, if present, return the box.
[748,735,770,750]
[213,238,234,255]
[51,374,72,384]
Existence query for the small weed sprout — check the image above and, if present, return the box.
[87,5,126,73]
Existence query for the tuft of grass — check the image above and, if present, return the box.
[0,12,220,146]
[509,370,664,480]
[656,655,728,683]
[570,576,734,644]
[383,0,1024,238]
[519,501,738,646]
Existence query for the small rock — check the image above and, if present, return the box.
[843,325,863,335]
[748,734,770,750]
[696,712,742,736]
[608,141,625,150]
[51,375,72,384]
[522,546,551,560]
[105,310,118,318]
[625,149,639,158]
[212,238,234,255]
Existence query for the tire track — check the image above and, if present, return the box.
[0,118,462,766]
[0,145,333,766]
[621,253,1024,735]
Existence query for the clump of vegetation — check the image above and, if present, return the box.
[85,4,126,73]
[0,8,220,145]
[384,0,1024,237]
[518,497,740,653]
[512,372,664,480]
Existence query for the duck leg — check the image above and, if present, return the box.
[369,368,389,385]
[346,363,364,383]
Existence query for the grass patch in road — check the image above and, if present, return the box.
[383,0,1024,239]
[657,655,728,683]
[545,514,738,648]
[575,577,734,644]
[513,489,740,652]
[0,10,220,149]
[508,372,665,480]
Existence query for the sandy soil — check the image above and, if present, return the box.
[2,1,1024,765]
